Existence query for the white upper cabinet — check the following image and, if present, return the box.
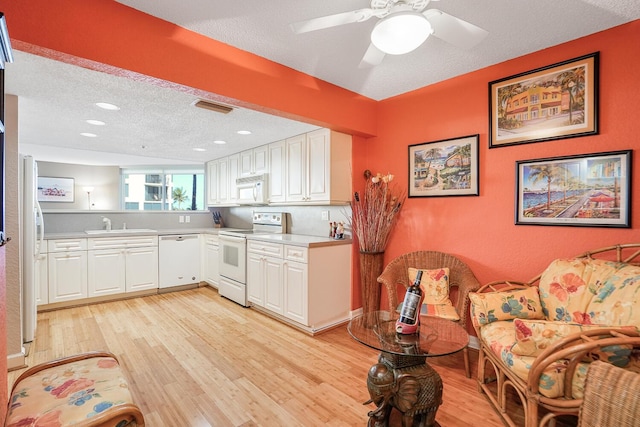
[240,145,268,177]
[206,128,352,206]
[285,128,352,205]
[267,140,286,204]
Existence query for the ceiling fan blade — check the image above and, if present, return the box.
[359,43,386,68]
[291,9,375,34]
[423,9,488,50]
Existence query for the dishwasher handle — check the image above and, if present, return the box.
[160,234,198,242]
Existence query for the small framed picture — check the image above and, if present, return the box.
[515,150,631,227]
[37,176,75,202]
[408,134,479,197]
[489,52,599,148]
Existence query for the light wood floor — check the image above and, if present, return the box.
[9,286,507,426]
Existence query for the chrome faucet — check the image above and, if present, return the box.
[102,216,112,231]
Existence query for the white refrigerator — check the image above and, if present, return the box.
[19,154,45,344]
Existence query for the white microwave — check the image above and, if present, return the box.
[236,174,268,205]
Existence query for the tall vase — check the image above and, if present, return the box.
[359,251,385,315]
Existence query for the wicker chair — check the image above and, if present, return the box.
[377,251,480,377]
[577,361,640,427]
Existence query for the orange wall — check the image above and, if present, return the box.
[367,20,640,301]
[0,246,6,424]
[0,1,639,395]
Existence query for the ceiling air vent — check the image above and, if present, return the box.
[193,99,234,114]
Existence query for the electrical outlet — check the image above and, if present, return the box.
[185,216,190,223]
[179,215,184,223]
[321,210,329,221]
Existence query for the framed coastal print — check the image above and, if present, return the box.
[489,52,599,148]
[515,150,631,227]
[408,134,479,197]
[37,176,75,202]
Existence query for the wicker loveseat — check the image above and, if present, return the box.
[469,244,640,427]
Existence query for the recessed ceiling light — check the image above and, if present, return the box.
[193,148,207,152]
[213,140,226,145]
[237,130,252,135]
[80,132,97,138]
[95,102,120,110]
[86,119,106,126]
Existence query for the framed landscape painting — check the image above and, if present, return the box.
[408,134,479,197]
[489,52,599,148]
[515,150,631,227]
[37,176,75,202]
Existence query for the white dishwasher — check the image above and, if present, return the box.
[158,234,201,289]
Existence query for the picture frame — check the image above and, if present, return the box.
[408,134,479,197]
[37,176,75,202]
[489,52,599,148]
[515,150,631,228]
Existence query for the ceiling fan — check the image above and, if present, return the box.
[291,0,488,68]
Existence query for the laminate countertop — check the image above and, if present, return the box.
[246,233,351,248]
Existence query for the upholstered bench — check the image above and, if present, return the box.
[6,351,145,427]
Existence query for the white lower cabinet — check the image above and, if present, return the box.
[202,235,219,287]
[48,238,88,304]
[88,236,158,296]
[247,238,352,333]
[247,241,283,313]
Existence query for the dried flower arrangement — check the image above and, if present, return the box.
[350,169,406,253]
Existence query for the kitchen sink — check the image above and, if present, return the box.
[85,228,157,235]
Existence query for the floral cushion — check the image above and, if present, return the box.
[6,355,140,427]
[409,267,451,305]
[480,320,590,399]
[420,303,460,321]
[511,319,635,365]
[538,258,640,325]
[469,286,544,328]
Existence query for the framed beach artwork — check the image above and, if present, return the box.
[408,134,479,197]
[489,52,599,148]
[37,176,75,202]
[515,150,631,227]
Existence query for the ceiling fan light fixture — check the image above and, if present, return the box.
[371,12,432,55]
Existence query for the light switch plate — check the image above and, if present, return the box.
[321,211,329,221]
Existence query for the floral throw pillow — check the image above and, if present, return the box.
[512,318,635,366]
[469,286,544,327]
[409,267,451,305]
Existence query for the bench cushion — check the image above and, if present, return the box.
[6,355,138,427]
[481,320,590,399]
[539,258,640,325]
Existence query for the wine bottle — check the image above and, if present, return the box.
[398,270,423,326]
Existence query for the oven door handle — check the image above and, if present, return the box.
[219,234,247,244]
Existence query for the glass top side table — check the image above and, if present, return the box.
[348,310,469,427]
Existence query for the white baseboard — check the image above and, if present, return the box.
[468,335,479,350]
[7,348,26,371]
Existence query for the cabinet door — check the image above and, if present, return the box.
[203,240,219,287]
[227,153,240,203]
[306,128,331,201]
[264,256,284,315]
[48,251,88,303]
[285,134,307,202]
[246,252,264,306]
[88,249,126,297]
[253,145,268,175]
[268,140,286,203]
[283,260,308,325]
[206,160,218,205]
[240,150,253,177]
[126,246,158,292]
[218,158,229,202]
[35,253,48,306]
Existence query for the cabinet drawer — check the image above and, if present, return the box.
[247,240,283,257]
[284,245,308,263]
[88,236,158,250]
[47,238,87,252]
[204,235,219,246]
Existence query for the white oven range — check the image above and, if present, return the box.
[217,212,287,306]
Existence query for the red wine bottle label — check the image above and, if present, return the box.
[399,292,421,323]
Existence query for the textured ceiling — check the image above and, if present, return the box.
[6,0,640,166]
